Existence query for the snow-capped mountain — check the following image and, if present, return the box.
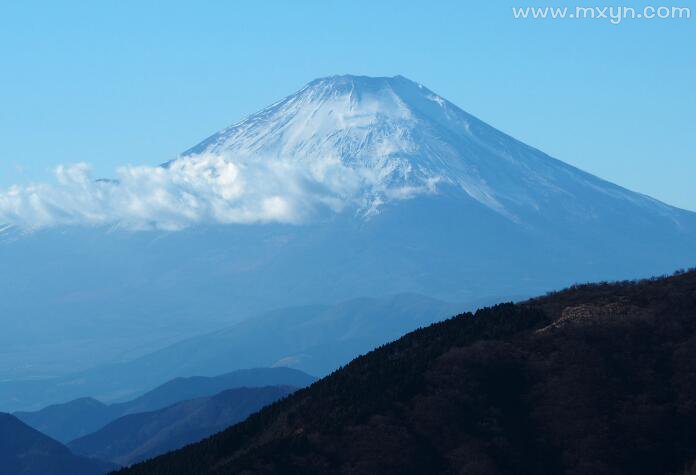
[0,75,688,231]
[1,75,695,402]
[174,74,685,228]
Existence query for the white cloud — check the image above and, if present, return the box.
[0,154,441,231]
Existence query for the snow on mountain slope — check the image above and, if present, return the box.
[0,75,690,231]
[175,74,687,227]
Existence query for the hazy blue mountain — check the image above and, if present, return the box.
[14,367,314,442]
[68,386,294,467]
[3,294,458,412]
[15,397,114,446]
[1,75,695,394]
[108,367,314,417]
[0,412,115,475]
[106,293,464,381]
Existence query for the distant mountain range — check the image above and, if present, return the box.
[3,294,457,412]
[120,269,696,475]
[2,75,695,389]
[15,367,315,442]
[0,413,115,475]
[68,386,295,467]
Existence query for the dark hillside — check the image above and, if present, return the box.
[121,269,696,474]
[0,413,115,475]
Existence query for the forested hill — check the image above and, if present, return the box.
[121,269,696,475]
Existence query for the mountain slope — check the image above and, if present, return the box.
[121,269,696,474]
[179,74,694,231]
[69,386,294,467]
[15,367,315,443]
[95,293,463,384]
[1,74,695,400]
[3,294,456,412]
[0,413,115,475]
[109,368,314,416]
[14,397,114,446]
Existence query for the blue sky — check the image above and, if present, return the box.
[1,0,694,210]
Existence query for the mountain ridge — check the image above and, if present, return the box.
[68,386,296,467]
[120,268,696,474]
[14,367,315,442]
[0,412,116,475]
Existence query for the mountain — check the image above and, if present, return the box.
[107,368,313,417]
[2,294,457,412]
[0,412,115,475]
[120,269,696,475]
[15,367,315,443]
[69,386,294,467]
[180,74,691,233]
[2,74,695,394]
[15,397,114,446]
[82,293,463,390]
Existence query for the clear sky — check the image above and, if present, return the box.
[1,0,694,210]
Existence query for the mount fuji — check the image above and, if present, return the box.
[171,75,691,229]
[161,74,696,294]
[1,75,695,405]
